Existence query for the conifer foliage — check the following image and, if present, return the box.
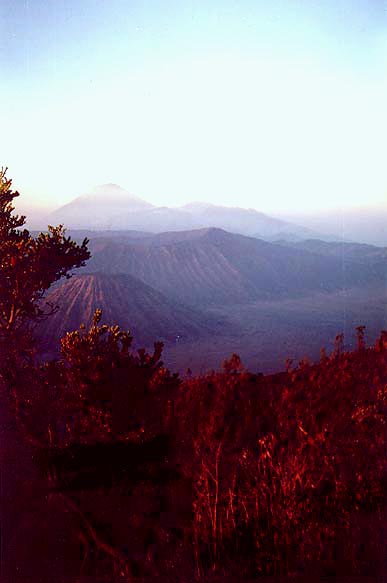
[0,167,90,335]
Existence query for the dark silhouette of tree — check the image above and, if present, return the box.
[0,167,89,338]
[40,309,180,446]
[0,171,185,579]
[356,325,366,351]
[222,352,243,374]
[17,310,182,578]
[332,332,344,359]
[0,166,91,455]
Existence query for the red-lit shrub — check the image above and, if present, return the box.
[176,338,387,577]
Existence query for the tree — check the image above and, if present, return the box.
[356,325,366,351]
[42,309,179,446]
[0,170,93,579]
[0,170,182,579]
[0,167,90,338]
[21,312,181,578]
[0,167,91,444]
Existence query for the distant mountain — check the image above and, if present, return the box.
[274,238,387,279]
[181,202,288,236]
[276,202,387,246]
[37,272,230,354]
[47,184,324,241]
[48,184,154,229]
[275,238,387,260]
[181,201,327,241]
[84,228,378,308]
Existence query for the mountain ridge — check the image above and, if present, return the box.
[45,184,327,241]
[83,227,380,308]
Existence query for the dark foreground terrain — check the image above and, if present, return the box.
[2,322,387,580]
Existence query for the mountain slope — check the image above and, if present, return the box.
[84,228,380,307]
[279,238,387,260]
[37,272,229,353]
[275,239,387,275]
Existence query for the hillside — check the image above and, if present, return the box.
[276,238,387,263]
[37,272,229,353]
[274,238,387,280]
[85,228,379,307]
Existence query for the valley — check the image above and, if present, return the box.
[164,284,387,373]
[37,224,387,374]
[31,186,387,375]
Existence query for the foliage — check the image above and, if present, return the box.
[23,309,179,447]
[18,324,387,579]
[13,312,181,578]
[0,167,89,336]
[177,334,387,578]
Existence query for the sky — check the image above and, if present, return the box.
[1,0,387,213]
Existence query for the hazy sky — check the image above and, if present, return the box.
[1,0,387,213]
